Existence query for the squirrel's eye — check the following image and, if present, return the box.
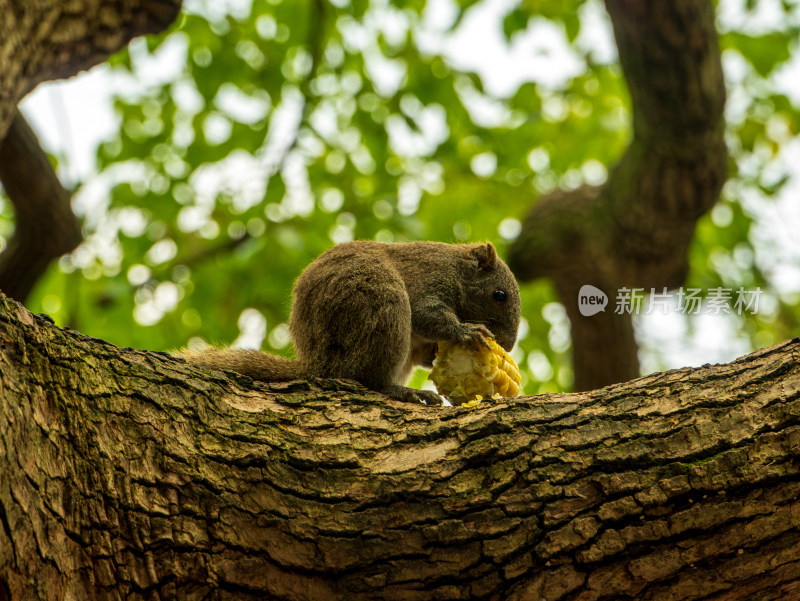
[493,289,507,304]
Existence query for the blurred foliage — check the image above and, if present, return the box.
[5,0,800,394]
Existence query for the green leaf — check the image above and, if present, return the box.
[503,9,529,41]
[722,32,793,77]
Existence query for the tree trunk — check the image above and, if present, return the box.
[508,0,728,391]
[2,293,800,600]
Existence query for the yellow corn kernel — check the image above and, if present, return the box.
[428,338,521,405]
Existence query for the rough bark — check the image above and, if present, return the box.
[0,109,81,303]
[0,0,182,305]
[507,0,728,392]
[2,293,800,600]
[0,0,182,139]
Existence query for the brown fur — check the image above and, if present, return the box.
[178,240,521,404]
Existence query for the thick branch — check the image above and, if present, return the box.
[508,0,727,391]
[0,0,182,303]
[0,0,182,138]
[0,109,81,302]
[2,293,800,600]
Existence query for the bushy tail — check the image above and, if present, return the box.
[174,348,307,382]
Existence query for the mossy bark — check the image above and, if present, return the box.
[3,295,800,600]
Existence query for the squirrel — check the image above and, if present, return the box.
[176,240,521,404]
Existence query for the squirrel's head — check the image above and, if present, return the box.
[460,242,521,352]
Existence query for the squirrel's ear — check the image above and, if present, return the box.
[468,242,498,269]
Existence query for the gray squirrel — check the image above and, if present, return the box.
[177,240,521,404]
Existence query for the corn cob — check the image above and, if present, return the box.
[428,337,521,405]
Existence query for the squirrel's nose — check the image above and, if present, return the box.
[497,333,516,352]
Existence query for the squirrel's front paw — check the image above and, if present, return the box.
[459,323,493,350]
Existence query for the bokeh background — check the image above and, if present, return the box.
[3,0,800,394]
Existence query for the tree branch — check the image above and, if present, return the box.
[0,109,81,302]
[0,0,183,139]
[2,292,799,600]
[0,0,183,303]
[508,0,728,391]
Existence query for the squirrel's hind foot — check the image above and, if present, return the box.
[382,385,443,406]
